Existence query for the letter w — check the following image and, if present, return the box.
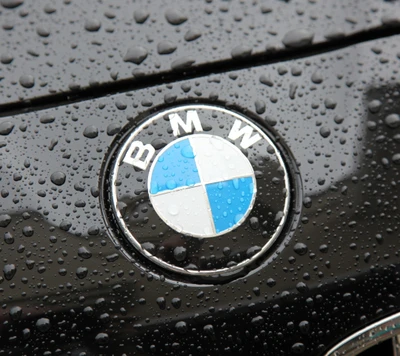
[228,120,261,149]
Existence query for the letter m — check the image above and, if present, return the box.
[228,120,262,149]
[169,110,203,136]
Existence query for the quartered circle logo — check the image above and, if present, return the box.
[108,104,290,277]
[148,135,256,238]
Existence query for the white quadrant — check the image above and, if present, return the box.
[150,185,215,237]
[189,135,254,184]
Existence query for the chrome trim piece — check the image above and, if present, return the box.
[325,312,400,355]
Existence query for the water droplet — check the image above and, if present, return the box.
[319,126,331,138]
[368,100,382,113]
[0,214,11,227]
[43,4,55,14]
[36,318,51,333]
[76,267,88,279]
[171,56,196,70]
[123,46,148,64]
[266,278,276,287]
[4,232,14,244]
[164,93,177,104]
[334,115,344,124]
[0,53,13,64]
[231,44,252,59]
[181,144,195,158]
[203,324,214,336]
[50,171,66,186]
[106,253,119,262]
[291,342,305,354]
[324,98,337,109]
[0,121,14,136]
[22,226,34,237]
[157,40,177,55]
[175,321,188,334]
[104,11,115,19]
[9,306,22,320]
[173,246,187,262]
[107,123,121,136]
[303,196,312,208]
[255,100,266,114]
[282,29,314,48]
[78,247,92,259]
[381,14,400,27]
[36,26,50,37]
[296,282,309,293]
[95,332,109,345]
[3,263,16,280]
[22,328,30,340]
[171,297,181,308]
[184,28,201,41]
[311,71,323,84]
[293,242,308,256]
[291,66,302,76]
[151,138,167,150]
[134,9,149,24]
[115,100,127,110]
[259,74,273,86]
[278,65,288,75]
[19,74,35,88]
[246,245,261,258]
[385,114,400,129]
[251,316,264,326]
[324,28,346,40]
[60,220,72,231]
[84,18,101,32]
[83,307,94,316]
[156,297,166,310]
[392,153,400,165]
[40,114,55,124]
[299,320,310,334]
[249,217,259,230]
[364,252,371,263]
[91,187,99,197]
[289,82,298,99]
[165,9,187,25]
[1,0,23,9]
[83,125,99,138]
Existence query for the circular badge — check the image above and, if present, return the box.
[148,135,257,238]
[108,104,290,277]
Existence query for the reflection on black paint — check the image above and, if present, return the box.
[0,35,399,355]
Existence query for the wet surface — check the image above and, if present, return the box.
[0,0,399,105]
[0,31,399,354]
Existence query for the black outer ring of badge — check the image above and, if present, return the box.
[102,104,295,279]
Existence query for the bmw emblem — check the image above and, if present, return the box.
[105,104,291,278]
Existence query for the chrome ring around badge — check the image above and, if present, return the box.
[108,104,290,277]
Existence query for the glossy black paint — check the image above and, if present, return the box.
[0,0,399,106]
[0,31,399,354]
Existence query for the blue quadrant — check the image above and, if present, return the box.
[206,177,255,233]
[149,138,201,194]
